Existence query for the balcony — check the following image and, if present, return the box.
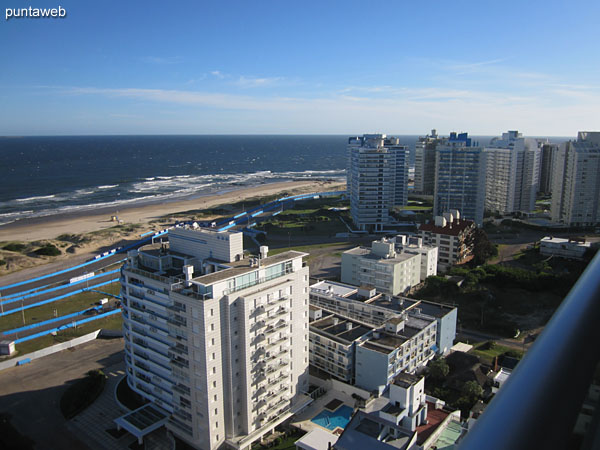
[460,253,600,450]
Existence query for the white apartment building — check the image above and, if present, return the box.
[393,235,438,281]
[310,281,457,356]
[355,314,437,391]
[414,129,446,195]
[484,131,541,214]
[418,210,476,272]
[341,239,421,296]
[308,303,437,392]
[434,133,486,226]
[347,134,409,232]
[309,313,372,383]
[551,132,600,226]
[120,227,310,450]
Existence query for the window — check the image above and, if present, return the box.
[210,308,214,316]
[214,408,218,415]
[214,395,218,401]
[211,324,215,331]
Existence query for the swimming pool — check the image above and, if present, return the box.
[311,405,354,431]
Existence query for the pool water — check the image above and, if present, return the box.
[311,405,354,431]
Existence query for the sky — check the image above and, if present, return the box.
[0,0,599,136]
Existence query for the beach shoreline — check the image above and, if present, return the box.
[0,179,345,243]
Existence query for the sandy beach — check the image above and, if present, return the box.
[0,180,344,243]
[0,179,344,275]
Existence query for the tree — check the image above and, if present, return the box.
[428,357,450,381]
[461,380,483,401]
[471,228,498,265]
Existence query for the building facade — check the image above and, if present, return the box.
[414,129,446,195]
[310,281,457,357]
[484,131,541,214]
[120,227,310,450]
[347,134,409,232]
[539,142,558,195]
[551,132,600,226]
[341,239,422,296]
[434,133,486,226]
[418,210,476,272]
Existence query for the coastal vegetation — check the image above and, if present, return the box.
[413,254,588,337]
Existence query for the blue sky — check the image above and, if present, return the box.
[1,0,598,136]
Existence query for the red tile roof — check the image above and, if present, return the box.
[416,402,450,444]
[419,219,475,237]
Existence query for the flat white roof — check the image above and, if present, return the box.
[541,236,590,247]
[310,280,358,298]
[295,428,338,450]
[451,342,473,353]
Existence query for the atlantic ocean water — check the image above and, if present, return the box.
[0,135,412,226]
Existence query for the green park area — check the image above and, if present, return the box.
[255,196,350,237]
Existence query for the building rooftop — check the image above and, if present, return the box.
[310,280,358,298]
[335,410,415,450]
[344,247,418,264]
[393,372,422,388]
[311,314,372,344]
[192,250,307,285]
[419,219,475,237]
[362,332,407,354]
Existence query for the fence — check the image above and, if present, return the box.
[0,330,101,371]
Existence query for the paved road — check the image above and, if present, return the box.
[0,253,125,297]
[0,272,121,317]
[0,337,125,450]
[458,328,536,352]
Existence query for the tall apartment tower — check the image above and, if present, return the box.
[414,129,446,195]
[347,134,409,232]
[551,132,600,226]
[484,131,541,214]
[120,227,310,450]
[434,132,486,226]
[539,142,558,195]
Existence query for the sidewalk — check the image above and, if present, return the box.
[68,362,173,450]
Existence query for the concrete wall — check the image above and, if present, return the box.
[0,330,101,372]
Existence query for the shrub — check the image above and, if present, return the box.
[0,259,6,266]
[2,243,26,252]
[34,244,61,256]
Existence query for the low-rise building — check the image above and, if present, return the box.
[393,235,438,281]
[355,316,437,391]
[335,373,464,450]
[310,280,457,356]
[309,313,372,383]
[418,210,476,272]
[341,239,422,296]
[539,236,591,260]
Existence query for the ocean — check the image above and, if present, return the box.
[3,134,563,227]
[0,135,362,226]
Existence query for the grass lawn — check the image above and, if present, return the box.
[11,313,123,356]
[0,281,121,332]
[270,241,351,256]
[470,342,523,364]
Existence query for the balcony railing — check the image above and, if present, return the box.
[460,252,600,450]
